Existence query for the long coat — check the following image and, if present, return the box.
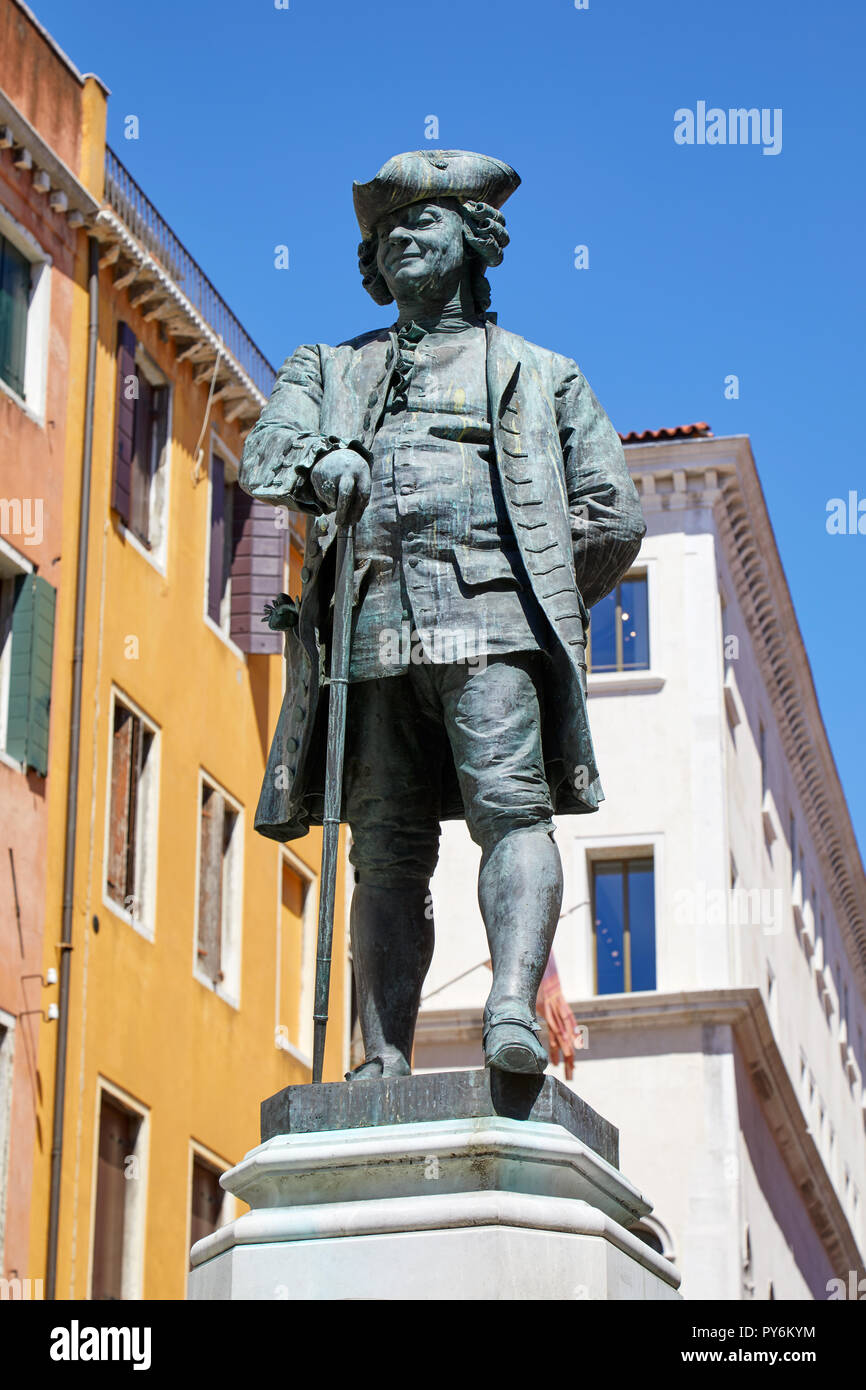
[239,320,645,842]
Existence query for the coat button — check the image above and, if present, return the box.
[293,706,306,721]
[301,566,311,581]
[367,392,378,407]
[288,737,299,752]
[363,412,371,428]
[315,516,329,535]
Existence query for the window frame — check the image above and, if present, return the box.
[117,342,172,574]
[204,436,246,657]
[590,854,657,995]
[0,203,51,423]
[275,847,318,1064]
[193,769,244,1008]
[87,1078,149,1303]
[0,1009,15,1269]
[586,560,664,694]
[186,1141,236,1269]
[102,687,161,941]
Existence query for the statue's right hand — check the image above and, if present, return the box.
[310,449,371,525]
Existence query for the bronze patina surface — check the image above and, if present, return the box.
[240,150,645,1081]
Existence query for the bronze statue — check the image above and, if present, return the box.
[240,151,645,1080]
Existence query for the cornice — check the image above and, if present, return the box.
[91,206,267,428]
[0,88,100,224]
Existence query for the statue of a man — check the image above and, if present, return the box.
[240,151,644,1079]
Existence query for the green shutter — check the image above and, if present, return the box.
[6,573,56,776]
[0,233,30,399]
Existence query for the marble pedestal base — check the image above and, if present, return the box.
[189,1072,680,1301]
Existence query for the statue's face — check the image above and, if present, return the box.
[375,198,465,303]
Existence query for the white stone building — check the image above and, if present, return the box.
[415,426,866,1301]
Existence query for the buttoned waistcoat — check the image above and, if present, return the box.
[350,322,545,679]
[239,320,645,842]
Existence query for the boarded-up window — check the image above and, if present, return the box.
[190,1156,224,1255]
[112,327,169,547]
[230,488,284,654]
[106,700,155,923]
[91,1095,141,1301]
[197,782,238,988]
[208,454,283,653]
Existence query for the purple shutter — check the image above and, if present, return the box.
[230,490,285,654]
[208,456,225,624]
[111,323,137,524]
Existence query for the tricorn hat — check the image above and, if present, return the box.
[353,149,520,240]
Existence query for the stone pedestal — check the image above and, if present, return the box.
[188,1070,680,1301]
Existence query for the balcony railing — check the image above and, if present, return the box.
[104,147,277,399]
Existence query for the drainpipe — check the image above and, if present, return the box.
[46,235,99,1300]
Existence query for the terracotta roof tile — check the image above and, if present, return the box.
[619,422,712,444]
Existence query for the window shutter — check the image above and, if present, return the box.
[106,705,133,904]
[230,489,284,654]
[197,785,224,984]
[111,323,137,525]
[207,456,225,625]
[6,572,56,776]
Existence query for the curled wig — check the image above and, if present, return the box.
[358,199,510,313]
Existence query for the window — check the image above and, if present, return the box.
[592,857,656,994]
[207,454,237,633]
[189,1153,228,1256]
[0,546,56,774]
[111,325,170,560]
[105,694,158,934]
[91,1087,148,1301]
[207,449,284,653]
[0,1012,14,1268]
[0,571,16,754]
[588,573,649,673]
[276,855,315,1056]
[195,776,243,1003]
[0,232,29,396]
[0,217,49,416]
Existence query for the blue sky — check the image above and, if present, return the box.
[33,0,866,855]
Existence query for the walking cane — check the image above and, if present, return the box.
[311,520,354,1084]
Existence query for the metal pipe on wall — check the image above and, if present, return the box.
[46,235,99,1301]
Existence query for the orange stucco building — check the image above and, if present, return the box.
[1,0,349,1300]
